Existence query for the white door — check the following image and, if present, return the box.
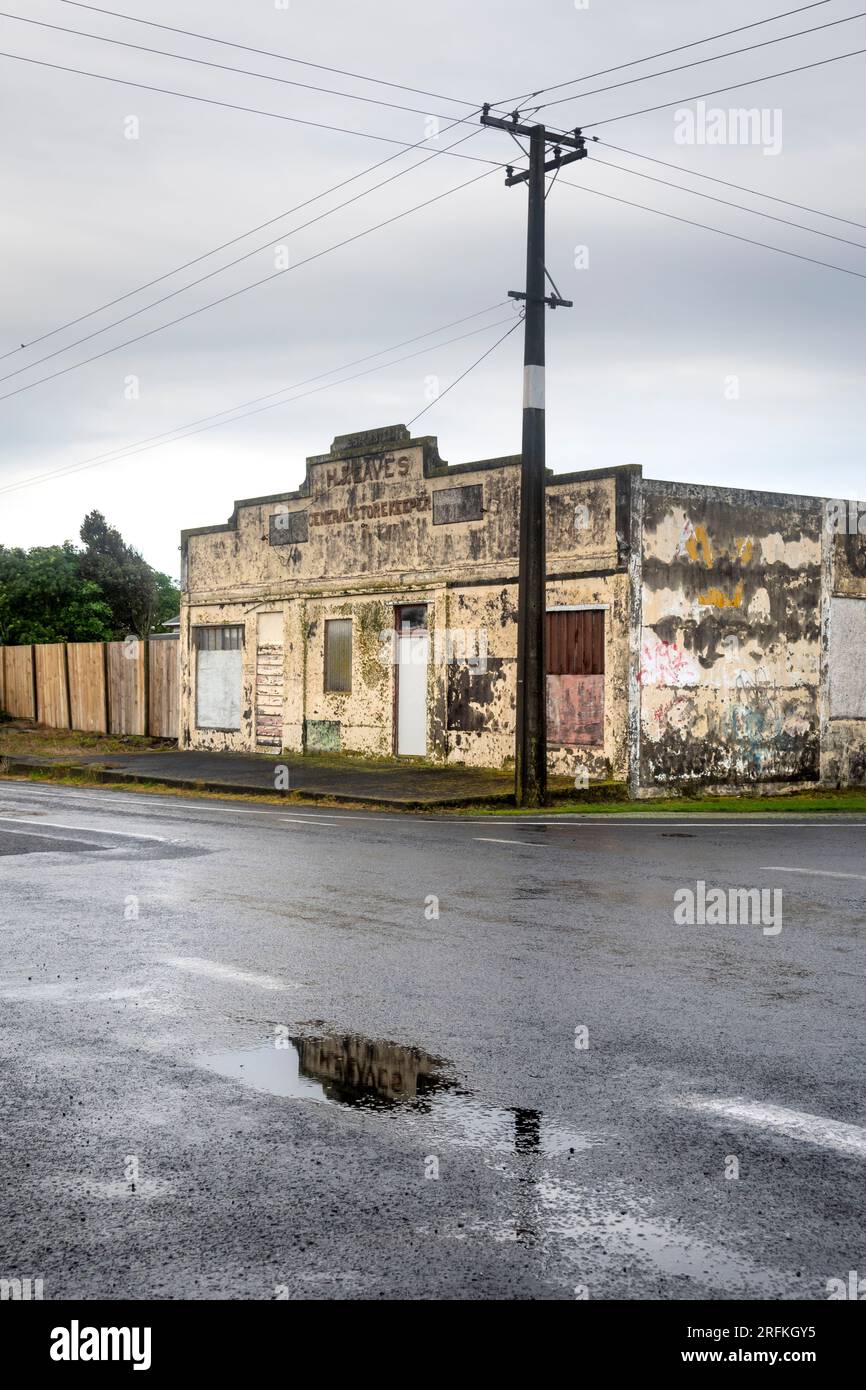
[397,620,428,756]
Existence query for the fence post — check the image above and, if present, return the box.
[62,642,73,729]
[30,645,38,722]
[143,638,150,738]
[102,642,110,735]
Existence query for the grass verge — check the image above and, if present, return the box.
[1,767,864,816]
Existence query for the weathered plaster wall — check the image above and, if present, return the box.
[639,482,823,788]
[823,516,866,786]
[180,427,633,772]
[180,600,274,753]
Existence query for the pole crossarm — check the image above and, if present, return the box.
[504,147,586,185]
[480,105,586,149]
[508,289,573,309]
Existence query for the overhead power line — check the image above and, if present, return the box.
[0,126,486,385]
[0,162,500,405]
[593,139,866,234]
[0,306,520,495]
[587,154,866,251]
[0,11,481,128]
[536,9,866,113]
[582,45,866,128]
[2,113,491,363]
[0,49,503,163]
[493,1,831,107]
[60,0,480,110]
[559,175,866,281]
[406,316,523,426]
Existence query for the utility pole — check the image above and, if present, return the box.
[480,107,586,807]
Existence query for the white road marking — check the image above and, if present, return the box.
[474,836,547,847]
[0,785,390,822]
[679,1096,866,1159]
[0,816,167,842]
[163,956,293,991]
[761,865,866,881]
[278,816,343,826]
[0,825,108,848]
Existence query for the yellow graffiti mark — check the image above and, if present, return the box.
[735,537,753,562]
[685,524,714,567]
[698,582,744,609]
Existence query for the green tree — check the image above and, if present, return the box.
[0,543,113,644]
[79,510,177,638]
[152,568,181,629]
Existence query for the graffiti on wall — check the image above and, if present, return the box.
[640,636,700,687]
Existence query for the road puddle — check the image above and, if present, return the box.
[195,1029,595,1160]
[196,1032,450,1109]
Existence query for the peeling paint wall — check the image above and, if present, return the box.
[180,426,633,776]
[823,516,866,786]
[639,483,823,788]
[179,427,864,789]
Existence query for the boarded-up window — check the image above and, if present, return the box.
[432,484,483,525]
[324,619,352,693]
[195,625,243,729]
[829,597,866,718]
[269,511,308,546]
[547,609,605,675]
[546,609,605,746]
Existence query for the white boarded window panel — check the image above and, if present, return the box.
[829,598,866,719]
[196,650,242,729]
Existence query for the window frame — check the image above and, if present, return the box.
[193,624,244,731]
[324,617,353,694]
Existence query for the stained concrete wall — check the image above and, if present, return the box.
[639,482,823,789]
[180,427,864,788]
[823,515,866,787]
[180,426,633,774]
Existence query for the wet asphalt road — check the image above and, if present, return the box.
[0,779,864,1301]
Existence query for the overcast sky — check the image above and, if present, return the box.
[1,0,864,578]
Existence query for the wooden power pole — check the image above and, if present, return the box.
[480,107,586,807]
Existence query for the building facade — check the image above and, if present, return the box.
[179,424,866,795]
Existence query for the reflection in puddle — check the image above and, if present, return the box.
[196,1033,449,1109]
[294,1033,446,1108]
[195,1032,592,1160]
[194,1029,787,1294]
[196,1031,597,1259]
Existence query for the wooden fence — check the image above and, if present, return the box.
[0,639,178,739]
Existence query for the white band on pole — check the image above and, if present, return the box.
[523,365,545,410]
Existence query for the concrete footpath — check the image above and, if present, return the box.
[0,747,603,809]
